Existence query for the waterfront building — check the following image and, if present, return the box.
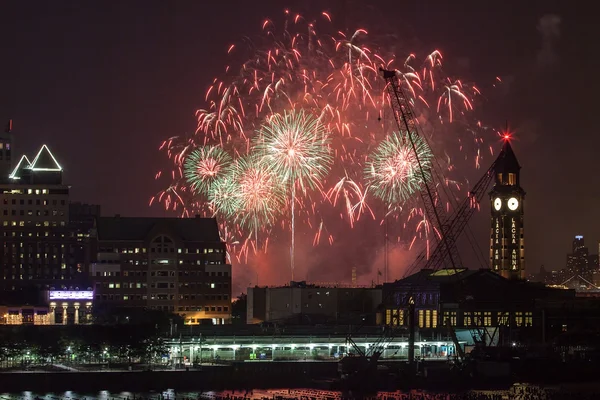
[382,268,576,345]
[0,288,93,325]
[92,215,231,324]
[247,281,382,325]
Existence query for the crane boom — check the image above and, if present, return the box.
[381,68,459,271]
[412,159,498,271]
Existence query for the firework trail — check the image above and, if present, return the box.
[152,9,493,281]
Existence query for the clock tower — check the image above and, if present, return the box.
[489,138,525,280]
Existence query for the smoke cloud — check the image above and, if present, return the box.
[536,14,561,67]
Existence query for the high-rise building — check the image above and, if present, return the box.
[566,235,589,275]
[489,139,526,280]
[564,235,598,282]
[91,216,232,324]
[0,143,89,291]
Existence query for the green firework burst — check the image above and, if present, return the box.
[184,146,232,196]
[254,110,333,192]
[365,131,433,205]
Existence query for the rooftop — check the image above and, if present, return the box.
[96,215,222,242]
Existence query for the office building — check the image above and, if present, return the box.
[92,215,231,324]
[0,144,89,291]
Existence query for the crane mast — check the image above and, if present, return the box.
[380,68,459,271]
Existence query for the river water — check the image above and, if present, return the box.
[1,386,599,400]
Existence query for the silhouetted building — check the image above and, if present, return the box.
[247,282,382,325]
[383,268,575,345]
[0,120,13,181]
[92,215,231,324]
[69,202,101,233]
[489,139,526,280]
[0,144,89,291]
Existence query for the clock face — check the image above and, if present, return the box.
[508,197,519,211]
[493,198,502,211]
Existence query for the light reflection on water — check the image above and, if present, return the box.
[0,389,507,400]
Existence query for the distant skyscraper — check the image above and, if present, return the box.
[565,235,597,278]
[489,139,526,280]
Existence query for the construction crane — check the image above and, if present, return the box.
[380,68,460,272]
[339,68,512,387]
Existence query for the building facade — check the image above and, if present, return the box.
[382,268,575,345]
[92,216,231,324]
[247,282,382,325]
[0,144,90,291]
[489,139,526,280]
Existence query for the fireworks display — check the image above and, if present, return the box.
[184,146,232,196]
[152,8,495,282]
[365,131,433,207]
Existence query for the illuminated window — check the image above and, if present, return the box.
[35,189,40,195]
[463,312,472,326]
[432,310,438,328]
[515,312,523,327]
[524,312,532,327]
[443,311,457,326]
[497,173,502,182]
[27,189,32,194]
[508,173,516,185]
[108,283,114,289]
[473,311,482,326]
[483,312,492,326]
[425,310,431,328]
[42,189,48,194]
[210,283,215,289]
[123,295,129,301]
[418,309,425,328]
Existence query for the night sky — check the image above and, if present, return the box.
[2,0,598,286]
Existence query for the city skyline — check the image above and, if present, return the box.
[2,0,597,284]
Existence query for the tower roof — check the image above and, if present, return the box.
[495,139,520,174]
[8,155,31,180]
[30,145,62,171]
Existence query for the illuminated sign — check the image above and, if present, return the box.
[492,217,501,270]
[49,291,93,300]
[511,218,517,245]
